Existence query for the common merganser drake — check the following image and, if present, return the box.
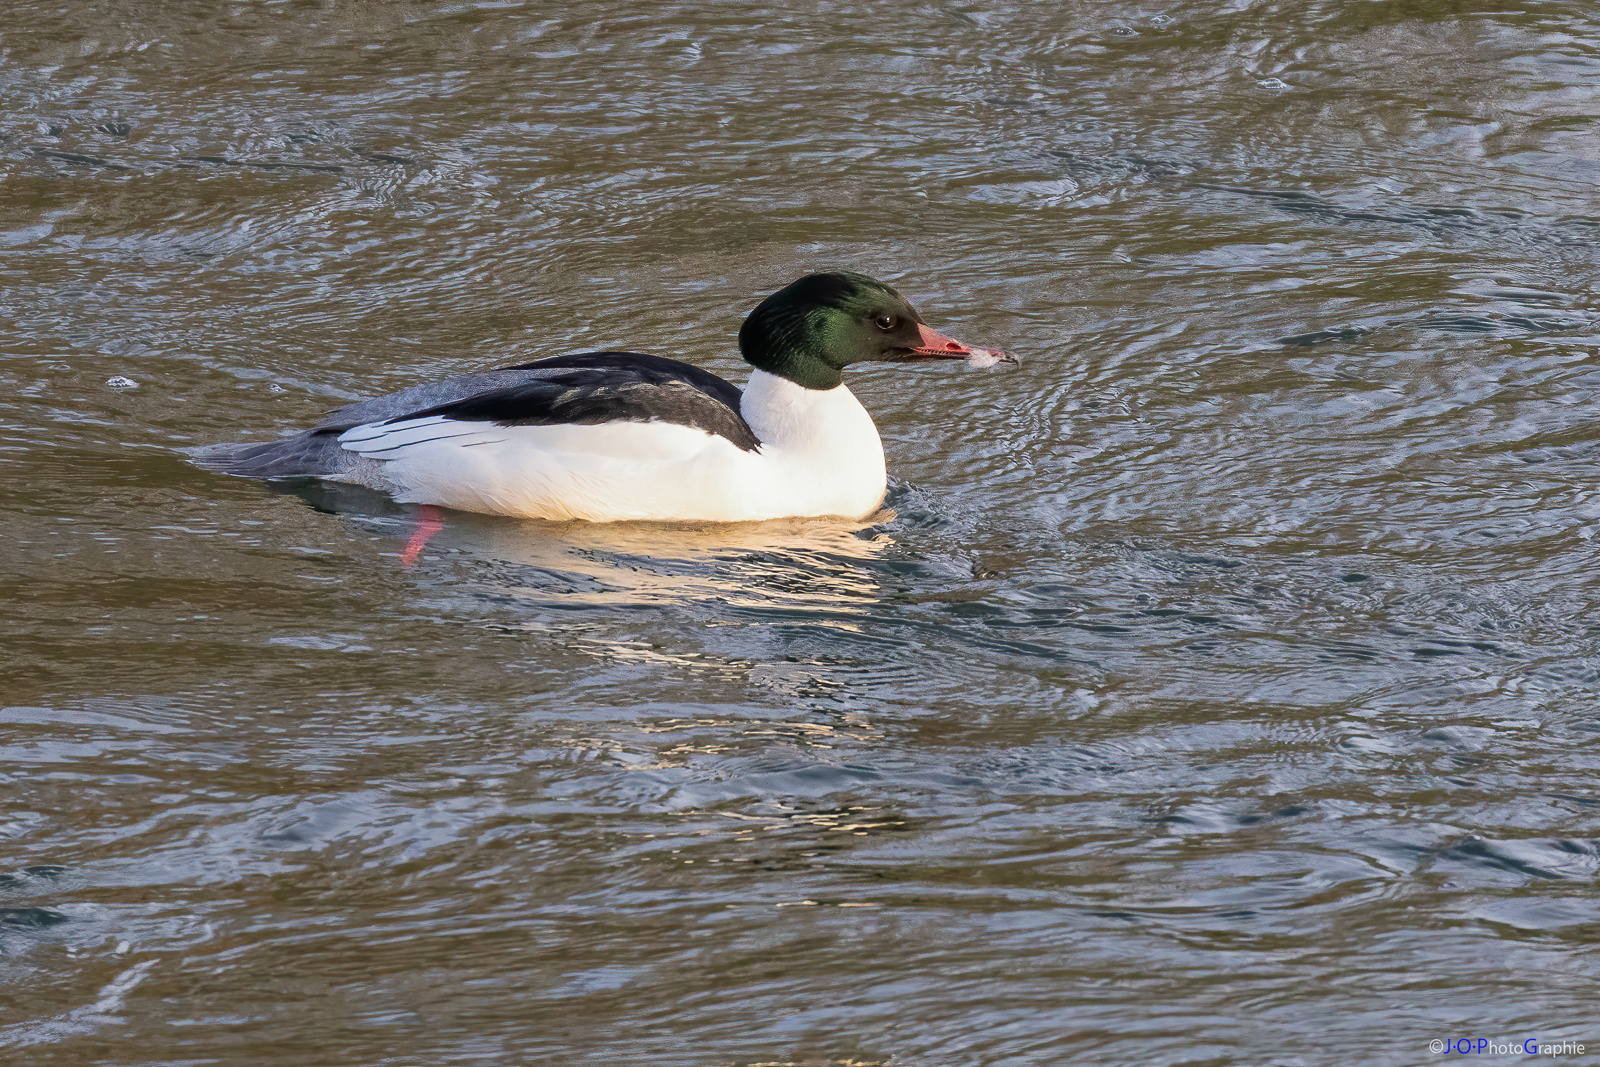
[196,271,1014,523]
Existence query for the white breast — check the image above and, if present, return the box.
[736,369,888,521]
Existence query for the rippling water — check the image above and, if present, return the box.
[4,3,1600,1064]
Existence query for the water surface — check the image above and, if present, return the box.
[3,2,1599,1065]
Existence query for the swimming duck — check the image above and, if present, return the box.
[196,271,1013,523]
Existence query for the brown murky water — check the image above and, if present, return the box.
[3,3,1599,1065]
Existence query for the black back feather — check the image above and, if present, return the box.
[391,351,759,452]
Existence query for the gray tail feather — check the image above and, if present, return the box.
[190,432,348,479]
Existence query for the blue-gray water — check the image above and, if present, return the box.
[3,3,1598,1065]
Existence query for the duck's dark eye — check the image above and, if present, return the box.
[873,313,898,331]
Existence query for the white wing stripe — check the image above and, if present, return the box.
[347,431,499,455]
[337,414,511,458]
[338,414,451,444]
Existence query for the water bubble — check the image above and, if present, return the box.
[1258,78,1291,92]
[105,375,139,390]
[965,348,1017,369]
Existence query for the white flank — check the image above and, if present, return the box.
[329,371,889,523]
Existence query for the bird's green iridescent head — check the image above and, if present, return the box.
[738,271,987,390]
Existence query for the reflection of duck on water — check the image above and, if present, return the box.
[196,272,1013,526]
[288,478,895,610]
[461,512,893,610]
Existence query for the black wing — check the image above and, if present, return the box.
[399,351,760,452]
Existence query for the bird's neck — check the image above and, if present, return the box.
[740,369,883,461]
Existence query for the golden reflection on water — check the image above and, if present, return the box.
[298,479,893,609]
[448,508,894,608]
